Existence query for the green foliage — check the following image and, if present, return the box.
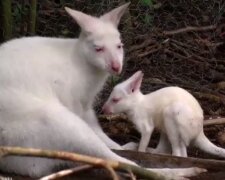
[61,29,70,35]
[140,0,155,26]
[110,75,121,87]
[140,0,154,7]
[144,14,153,25]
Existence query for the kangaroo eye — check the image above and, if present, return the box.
[112,98,121,103]
[94,46,104,52]
[117,43,123,49]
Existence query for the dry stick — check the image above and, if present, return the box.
[163,25,216,36]
[138,45,161,58]
[204,118,225,127]
[0,146,168,180]
[39,164,93,180]
[105,164,120,180]
[128,170,137,180]
[128,39,156,52]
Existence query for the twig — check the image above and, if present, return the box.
[204,118,225,127]
[105,164,120,180]
[138,45,161,58]
[39,165,93,180]
[193,92,225,105]
[0,146,168,180]
[163,25,216,36]
[128,39,156,53]
[128,170,137,180]
[164,49,187,59]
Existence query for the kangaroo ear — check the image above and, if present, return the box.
[65,7,99,34]
[126,71,143,94]
[100,2,130,27]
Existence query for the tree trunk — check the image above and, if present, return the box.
[1,0,12,41]
[28,0,37,35]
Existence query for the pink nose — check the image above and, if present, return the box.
[102,105,112,114]
[111,61,121,74]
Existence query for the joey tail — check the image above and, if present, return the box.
[194,130,225,158]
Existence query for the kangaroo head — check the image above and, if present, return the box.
[102,70,143,114]
[65,3,130,75]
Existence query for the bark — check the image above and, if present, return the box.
[28,0,37,35]
[1,0,12,40]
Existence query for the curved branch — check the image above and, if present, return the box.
[0,146,168,180]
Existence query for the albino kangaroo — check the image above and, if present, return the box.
[0,3,206,179]
[103,70,225,158]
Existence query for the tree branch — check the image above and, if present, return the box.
[39,165,93,180]
[204,118,225,126]
[0,146,168,180]
[163,25,216,36]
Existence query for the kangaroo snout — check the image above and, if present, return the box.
[111,61,121,74]
[102,104,112,114]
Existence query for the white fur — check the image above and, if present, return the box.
[103,70,225,158]
[0,4,206,179]
[0,3,127,176]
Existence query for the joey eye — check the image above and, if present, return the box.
[94,46,104,53]
[112,98,121,103]
[117,43,123,49]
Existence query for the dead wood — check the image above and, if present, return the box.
[163,25,216,36]
[39,165,93,180]
[115,150,225,171]
[115,150,225,180]
[204,118,225,126]
[0,146,169,180]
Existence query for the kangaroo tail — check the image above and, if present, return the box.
[194,130,225,158]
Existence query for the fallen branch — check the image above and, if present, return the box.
[137,45,161,58]
[204,118,225,127]
[128,170,137,180]
[193,92,225,105]
[116,150,225,171]
[128,39,156,53]
[105,164,120,180]
[0,146,168,180]
[163,25,216,36]
[39,165,93,180]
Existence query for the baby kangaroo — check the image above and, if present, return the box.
[103,70,225,158]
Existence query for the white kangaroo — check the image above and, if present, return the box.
[0,3,206,179]
[103,70,225,158]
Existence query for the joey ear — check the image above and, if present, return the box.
[100,2,130,27]
[65,7,99,34]
[126,71,143,93]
